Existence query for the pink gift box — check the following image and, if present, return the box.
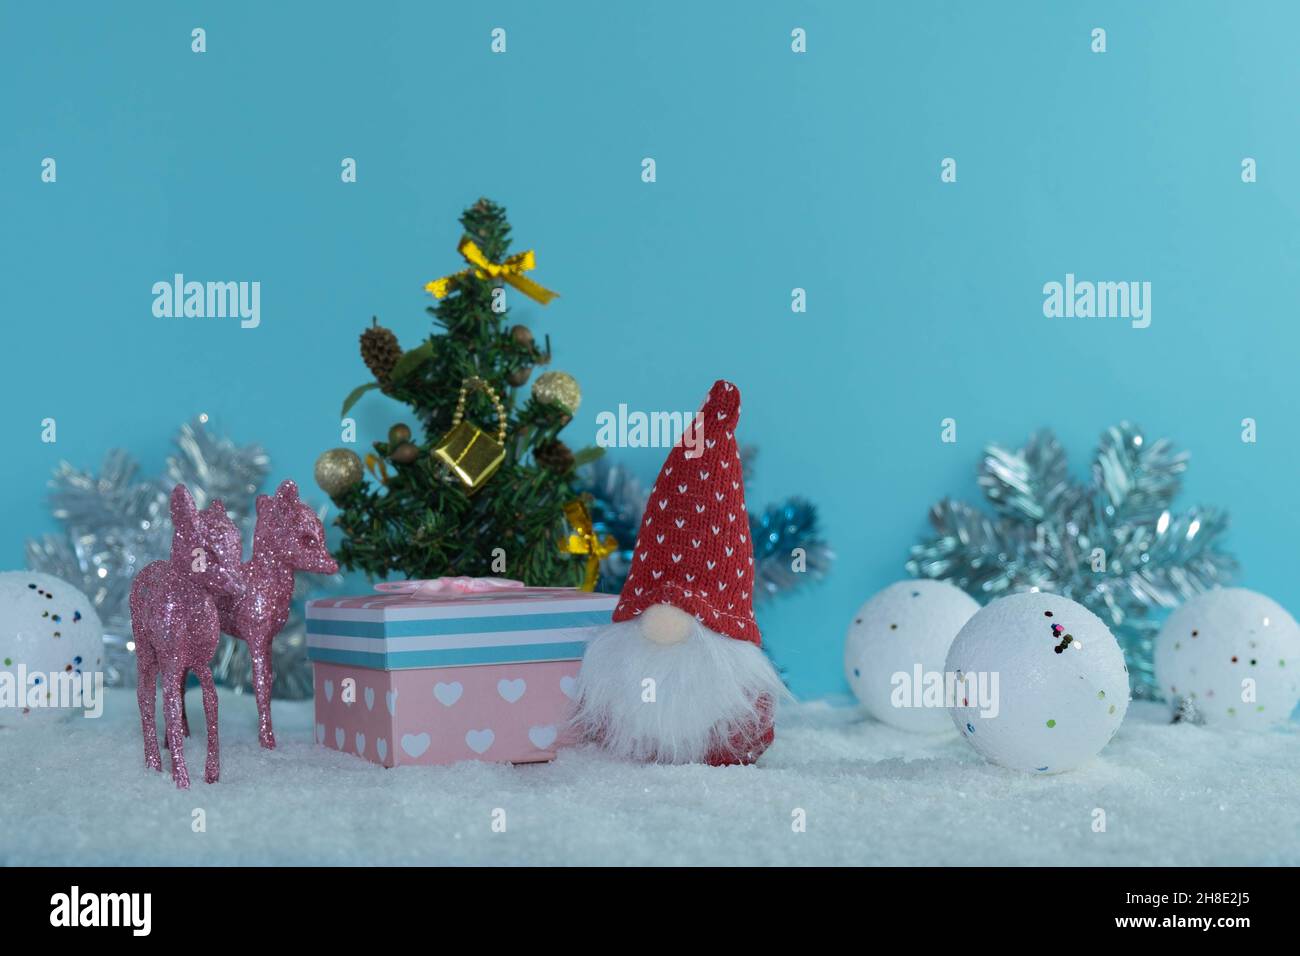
[306,582,616,767]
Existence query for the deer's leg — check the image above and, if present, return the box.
[196,665,220,784]
[163,668,191,789]
[251,646,276,750]
[164,666,191,750]
[181,667,191,738]
[135,639,162,772]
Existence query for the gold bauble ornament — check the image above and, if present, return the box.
[531,370,581,414]
[314,448,363,498]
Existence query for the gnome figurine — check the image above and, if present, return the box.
[572,380,785,765]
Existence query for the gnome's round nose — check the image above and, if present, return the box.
[639,603,694,645]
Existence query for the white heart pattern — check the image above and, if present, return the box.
[385,689,398,716]
[434,681,463,707]
[614,380,753,640]
[559,675,578,699]
[401,732,431,758]
[497,678,526,703]
[334,726,344,749]
[465,729,495,754]
[355,732,366,755]
[377,738,388,762]
[528,725,558,749]
[364,686,375,711]
[323,679,334,702]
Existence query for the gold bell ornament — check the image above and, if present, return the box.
[434,376,509,491]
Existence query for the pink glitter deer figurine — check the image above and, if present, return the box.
[216,479,338,749]
[130,485,245,789]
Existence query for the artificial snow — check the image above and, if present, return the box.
[2,687,1297,865]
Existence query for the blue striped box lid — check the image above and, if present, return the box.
[306,587,618,671]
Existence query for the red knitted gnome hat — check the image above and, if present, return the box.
[613,380,759,645]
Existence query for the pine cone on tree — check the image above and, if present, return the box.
[534,440,575,474]
[360,318,402,385]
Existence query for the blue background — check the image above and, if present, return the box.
[4,2,1298,700]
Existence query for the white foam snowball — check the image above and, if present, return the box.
[0,571,104,726]
[945,591,1130,773]
[1154,588,1300,729]
[844,580,979,733]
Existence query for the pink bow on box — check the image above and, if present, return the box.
[373,577,529,598]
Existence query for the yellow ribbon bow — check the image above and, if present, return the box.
[561,499,617,592]
[425,237,559,305]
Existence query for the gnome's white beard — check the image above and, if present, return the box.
[571,616,787,764]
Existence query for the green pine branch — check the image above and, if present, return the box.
[331,198,584,587]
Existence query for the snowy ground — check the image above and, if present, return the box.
[3,687,1298,866]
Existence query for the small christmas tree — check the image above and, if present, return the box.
[320,198,594,586]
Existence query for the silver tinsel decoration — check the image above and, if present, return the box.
[906,423,1237,698]
[577,448,834,601]
[25,417,338,698]
[751,497,834,601]
[1171,695,1204,725]
[576,456,646,592]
